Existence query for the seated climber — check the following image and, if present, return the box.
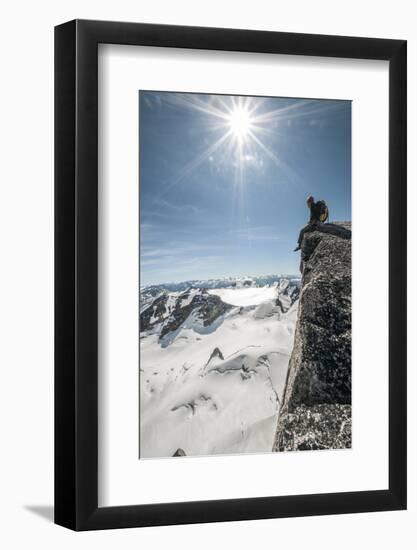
[294,195,329,252]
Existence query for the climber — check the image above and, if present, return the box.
[293,195,329,252]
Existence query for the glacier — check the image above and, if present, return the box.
[139,277,300,459]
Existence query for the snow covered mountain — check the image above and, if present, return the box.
[139,277,300,458]
[140,273,298,296]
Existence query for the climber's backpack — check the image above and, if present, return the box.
[316,200,329,222]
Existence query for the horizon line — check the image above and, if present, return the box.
[140,272,300,289]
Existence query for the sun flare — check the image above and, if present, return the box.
[157,93,317,191]
[227,106,253,140]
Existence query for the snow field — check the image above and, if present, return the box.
[140,286,298,458]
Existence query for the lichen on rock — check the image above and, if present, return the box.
[273,222,352,452]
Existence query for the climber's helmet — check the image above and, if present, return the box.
[306,195,315,207]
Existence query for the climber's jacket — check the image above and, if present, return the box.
[309,200,329,224]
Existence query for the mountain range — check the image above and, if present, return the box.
[139,276,300,458]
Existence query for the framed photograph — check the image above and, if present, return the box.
[55,20,406,530]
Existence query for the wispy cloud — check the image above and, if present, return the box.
[228,225,285,242]
[151,197,204,216]
[141,241,231,264]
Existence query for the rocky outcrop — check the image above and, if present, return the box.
[206,347,225,366]
[160,290,232,339]
[276,280,300,313]
[140,288,233,341]
[140,293,169,331]
[273,222,351,452]
[173,448,186,457]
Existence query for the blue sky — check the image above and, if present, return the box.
[140,92,351,286]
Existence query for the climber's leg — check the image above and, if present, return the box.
[294,223,315,251]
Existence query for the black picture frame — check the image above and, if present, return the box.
[55,19,407,531]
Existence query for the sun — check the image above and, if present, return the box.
[227,106,253,140]
[159,93,304,191]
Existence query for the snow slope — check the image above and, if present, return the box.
[140,284,298,458]
[208,286,278,307]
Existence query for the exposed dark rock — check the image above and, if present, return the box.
[140,293,169,331]
[173,448,186,457]
[275,404,352,451]
[275,297,286,313]
[206,347,224,365]
[139,288,233,340]
[301,222,351,263]
[283,284,300,302]
[273,221,351,452]
[195,291,232,327]
[275,279,301,312]
[171,395,217,416]
[140,285,166,312]
[160,290,232,340]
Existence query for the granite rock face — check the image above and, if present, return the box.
[273,222,352,452]
[275,404,352,451]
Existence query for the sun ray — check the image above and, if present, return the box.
[157,93,319,201]
[251,99,316,124]
[247,130,302,185]
[252,98,345,126]
[164,92,231,121]
[158,130,233,197]
[215,94,234,113]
